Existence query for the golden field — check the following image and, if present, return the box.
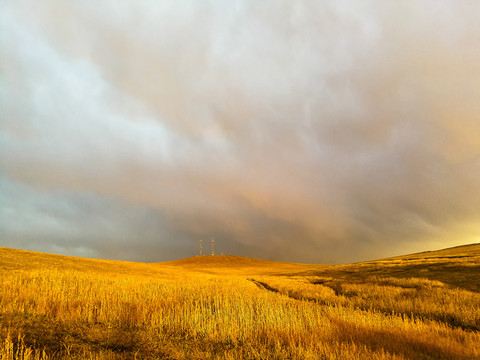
[0,244,479,359]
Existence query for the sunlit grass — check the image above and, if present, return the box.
[0,245,479,359]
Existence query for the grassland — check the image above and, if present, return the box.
[0,244,479,359]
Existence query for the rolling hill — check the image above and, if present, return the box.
[160,254,323,275]
[0,244,479,359]
[384,242,480,260]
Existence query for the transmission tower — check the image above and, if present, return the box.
[211,237,215,256]
[199,239,203,256]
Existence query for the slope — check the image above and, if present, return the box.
[294,243,480,292]
[160,254,322,275]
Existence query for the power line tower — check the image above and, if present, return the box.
[211,237,215,256]
[199,239,203,256]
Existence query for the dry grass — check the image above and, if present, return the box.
[0,245,479,359]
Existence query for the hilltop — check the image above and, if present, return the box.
[162,254,281,266]
[160,255,320,275]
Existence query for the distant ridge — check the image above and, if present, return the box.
[1,243,479,269]
[161,255,299,267]
[376,243,480,262]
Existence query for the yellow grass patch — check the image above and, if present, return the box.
[0,245,479,359]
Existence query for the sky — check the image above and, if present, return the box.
[1,1,480,264]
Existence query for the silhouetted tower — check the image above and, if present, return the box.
[199,240,203,256]
[211,237,215,256]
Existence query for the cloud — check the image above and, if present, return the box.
[1,0,480,263]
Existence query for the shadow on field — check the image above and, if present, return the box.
[331,317,473,360]
[0,313,143,357]
[282,261,480,293]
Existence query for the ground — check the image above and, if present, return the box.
[0,244,479,359]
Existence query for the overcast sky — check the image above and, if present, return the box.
[1,1,480,264]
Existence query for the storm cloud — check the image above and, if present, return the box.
[1,1,480,263]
